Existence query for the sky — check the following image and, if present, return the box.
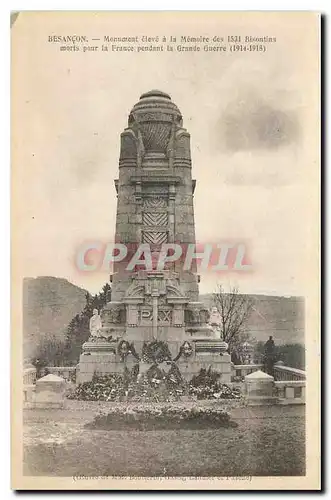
[12,12,319,296]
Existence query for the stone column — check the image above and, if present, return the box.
[152,292,158,340]
[245,370,277,406]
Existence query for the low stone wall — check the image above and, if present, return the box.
[232,364,263,379]
[273,366,306,381]
[244,370,306,406]
[232,364,306,381]
[275,380,306,404]
[24,363,307,407]
[46,366,77,382]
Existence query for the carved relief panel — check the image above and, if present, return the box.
[142,191,169,246]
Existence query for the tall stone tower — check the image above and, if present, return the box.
[78,90,230,383]
[112,89,198,302]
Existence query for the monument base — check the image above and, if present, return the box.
[78,352,131,384]
[177,353,231,383]
[77,348,231,384]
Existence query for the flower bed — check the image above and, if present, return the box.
[67,374,125,401]
[66,370,185,403]
[188,367,241,400]
[86,404,237,430]
[67,366,242,403]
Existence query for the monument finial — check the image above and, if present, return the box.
[139,89,171,100]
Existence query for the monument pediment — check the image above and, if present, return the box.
[123,273,187,304]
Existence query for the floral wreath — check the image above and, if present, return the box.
[182,341,193,357]
[141,340,172,364]
[145,361,183,388]
[173,341,193,361]
[117,340,140,360]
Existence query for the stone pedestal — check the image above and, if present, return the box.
[178,353,231,383]
[78,352,139,383]
[245,370,277,405]
[33,374,66,408]
[78,343,231,384]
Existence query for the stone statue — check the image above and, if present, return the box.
[199,308,210,324]
[190,308,200,324]
[209,306,221,327]
[89,309,102,340]
[263,335,276,375]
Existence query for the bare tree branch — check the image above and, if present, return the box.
[212,285,253,347]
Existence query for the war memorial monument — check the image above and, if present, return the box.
[77,90,230,383]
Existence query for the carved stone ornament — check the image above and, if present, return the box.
[199,308,211,324]
[188,308,201,324]
[182,341,193,358]
[106,305,122,323]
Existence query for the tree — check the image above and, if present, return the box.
[64,282,112,364]
[212,285,254,353]
[32,335,67,369]
[64,314,84,364]
[253,341,305,370]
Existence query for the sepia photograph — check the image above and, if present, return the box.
[11,11,320,490]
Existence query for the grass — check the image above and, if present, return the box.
[23,403,305,477]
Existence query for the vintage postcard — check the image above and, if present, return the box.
[11,11,320,490]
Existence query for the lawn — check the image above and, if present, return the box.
[23,403,305,477]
